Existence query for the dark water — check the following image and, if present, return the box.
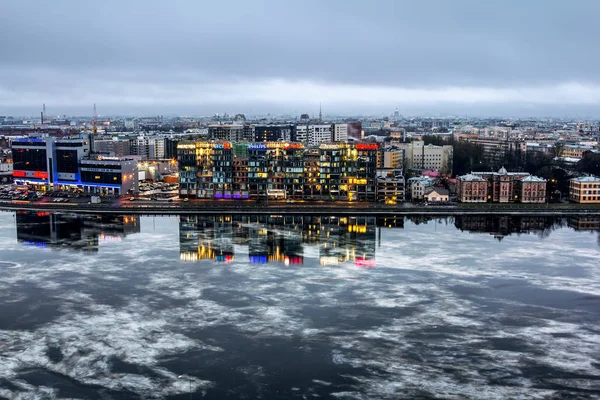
[1,211,600,399]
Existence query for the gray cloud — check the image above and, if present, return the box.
[0,0,599,116]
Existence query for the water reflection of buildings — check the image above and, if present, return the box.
[179,215,404,266]
[15,211,140,252]
[567,216,600,231]
[453,215,560,240]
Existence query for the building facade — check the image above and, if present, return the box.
[519,176,547,203]
[407,177,434,201]
[332,123,349,142]
[425,188,449,203]
[177,141,378,202]
[11,137,137,195]
[79,156,139,195]
[457,168,547,203]
[208,125,245,142]
[471,167,530,203]
[93,138,131,157]
[398,140,452,173]
[254,125,294,142]
[456,174,488,203]
[376,172,405,204]
[569,176,600,203]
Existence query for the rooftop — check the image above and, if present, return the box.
[425,187,449,196]
[521,175,546,183]
[571,175,600,182]
[457,174,486,182]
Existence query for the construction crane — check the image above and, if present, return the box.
[92,103,98,134]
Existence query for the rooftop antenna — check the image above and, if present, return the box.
[92,103,97,134]
[319,102,322,122]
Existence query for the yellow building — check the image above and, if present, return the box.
[562,145,593,159]
[424,188,449,203]
[569,176,600,203]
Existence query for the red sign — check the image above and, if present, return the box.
[33,171,48,179]
[356,144,378,151]
[13,170,48,179]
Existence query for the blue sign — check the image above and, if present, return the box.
[248,144,267,150]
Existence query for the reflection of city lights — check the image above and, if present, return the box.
[355,257,376,268]
[320,256,339,266]
[284,256,290,266]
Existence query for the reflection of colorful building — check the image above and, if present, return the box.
[179,215,235,262]
[567,216,600,231]
[15,211,140,252]
[178,214,389,265]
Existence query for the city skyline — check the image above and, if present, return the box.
[1,0,600,117]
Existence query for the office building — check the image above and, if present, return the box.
[208,125,244,142]
[397,140,453,173]
[93,138,131,157]
[12,136,138,195]
[333,123,349,142]
[79,156,139,195]
[130,137,165,160]
[254,125,294,142]
[12,137,90,190]
[377,146,404,169]
[296,125,333,146]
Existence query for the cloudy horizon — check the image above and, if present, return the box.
[1,0,599,117]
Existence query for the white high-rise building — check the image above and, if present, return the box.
[308,125,332,146]
[295,124,333,146]
[332,123,348,143]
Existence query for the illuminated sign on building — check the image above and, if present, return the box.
[213,143,232,149]
[96,156,122,161]
[284,143,303,149]
[319,144,341,150]
[13,170,48,179]
[356,143,379,151]
[248,144,267,150]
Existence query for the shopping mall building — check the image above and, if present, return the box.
[11,137,138,195]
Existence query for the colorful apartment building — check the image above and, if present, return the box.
[177,141,379,202]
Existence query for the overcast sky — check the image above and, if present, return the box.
[1,0,599,117]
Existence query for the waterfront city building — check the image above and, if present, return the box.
[569,176,600,203]
[456,174,488,203]
[177,141,378,202]
[11,136,138,195]
[396,140,452,173]
[457,167,547,203]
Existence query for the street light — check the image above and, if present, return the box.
[178,375,192,400]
